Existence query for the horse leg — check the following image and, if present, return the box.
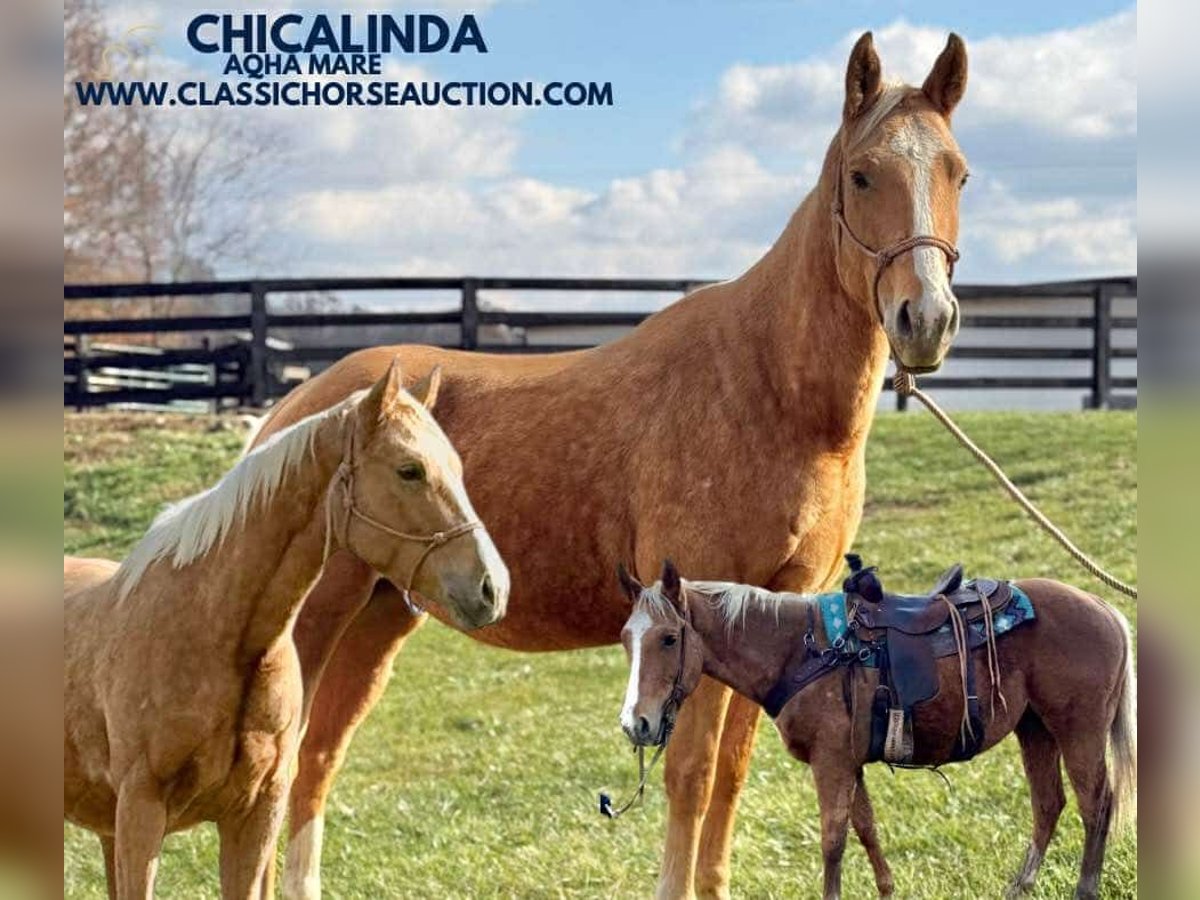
[219,777,290,900]
[100,834,117,900]
[283,585,425,900]
[849,770,893,897]
[657,677,732,900]
[113,771,166,900]
[811,760,856,900]
[1007,712,1065,897]
[1060,730,1114,900]
[694,692,761,900]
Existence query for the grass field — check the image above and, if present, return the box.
[63,410,1137,898]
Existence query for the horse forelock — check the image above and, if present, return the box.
[846,81,913,151]
[114,396,357,600]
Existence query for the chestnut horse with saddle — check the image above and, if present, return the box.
[252,32,971,898]
[616,559,1136,900]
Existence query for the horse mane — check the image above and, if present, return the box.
[638,579,814,635]
[114,395,357,599]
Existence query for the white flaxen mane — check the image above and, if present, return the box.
[637,579,815,635]
[114,395,358,599]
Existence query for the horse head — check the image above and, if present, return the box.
[831,32,970,372]
[338,360,511,630]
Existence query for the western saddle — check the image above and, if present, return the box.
[842,554,1013,765]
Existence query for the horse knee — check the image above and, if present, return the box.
[707,755,751,809]
[664,758,717,819]
[822,829,847,866]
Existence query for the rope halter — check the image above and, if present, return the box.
[831,161,960,332]
[324,421,483,617]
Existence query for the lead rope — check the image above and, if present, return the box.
[599,743,668,819]
[894,370,1137,600]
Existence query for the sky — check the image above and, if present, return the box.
[97,1,1136,296]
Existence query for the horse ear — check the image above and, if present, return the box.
[661,559,687,615]
[922,33,968,118]
[844,31,883,122]
[360,357,404,426]
[409,365,442,410]
[617,563,644,603]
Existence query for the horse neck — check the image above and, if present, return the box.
[738,160,891,442]
[200,416,347,660]
[687,594,811,708]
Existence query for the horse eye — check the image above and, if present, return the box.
[662,634,677,648]
[959,172,970,190]
[397,463,425,482]
[851,171,870,190]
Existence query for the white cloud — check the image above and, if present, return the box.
[688,12,1135,152]
[965,181,1135,275]
[284,146,801,286]
[103,3,1134,288]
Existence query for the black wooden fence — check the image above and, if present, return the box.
[64,275,1137,410]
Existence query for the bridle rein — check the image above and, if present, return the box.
[830,145,961,337]
[324,419,482,617]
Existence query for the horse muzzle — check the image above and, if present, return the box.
[622,710,674,748]
[884,290,960,373]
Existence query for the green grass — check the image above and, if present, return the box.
[63,411,1137,898]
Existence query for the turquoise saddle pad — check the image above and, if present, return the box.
[815,581,1035,666]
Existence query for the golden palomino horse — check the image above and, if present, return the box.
[64,364,508,899]
[254,32,972,899]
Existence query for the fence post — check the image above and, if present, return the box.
[1090,283,1112,409]
[461,278,479,350]
[76,334,90,412]
[249,282,269,407]
[895,382,908,412]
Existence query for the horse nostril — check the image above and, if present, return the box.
[480,574,495,603]
[948,301,960,335]
[637,716,651,738]
[897,300,914,338]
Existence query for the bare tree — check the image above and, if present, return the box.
[64,0,280,287]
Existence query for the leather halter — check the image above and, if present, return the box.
[831,150,961,332]
[325,421,482,617]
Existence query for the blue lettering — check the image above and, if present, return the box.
[452,15,487,53]
[187,14,219,53]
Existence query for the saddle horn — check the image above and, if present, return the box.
[843,553,883,604]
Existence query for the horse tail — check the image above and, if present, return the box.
[1106,602,1137,831]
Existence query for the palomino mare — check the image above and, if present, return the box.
[617,561,1136,900]
[254,32,971,899]
[64,364,508,899]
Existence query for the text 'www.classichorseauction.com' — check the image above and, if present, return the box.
[73,11,616,108]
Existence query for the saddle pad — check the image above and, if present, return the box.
[816,581,1035,665]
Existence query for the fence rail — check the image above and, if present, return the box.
[64,275,1137,411]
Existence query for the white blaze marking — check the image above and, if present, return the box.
[445,467,510,601]
[283,816,324,900]
[620,608,652,732]
[890,121,952,302]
